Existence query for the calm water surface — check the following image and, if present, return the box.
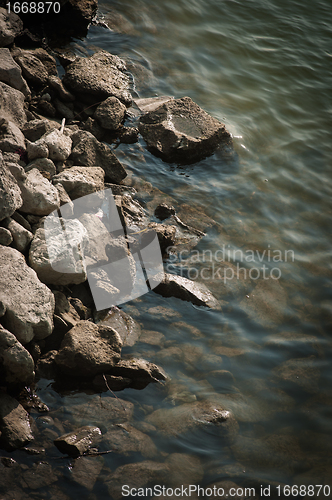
[14,0,332,497]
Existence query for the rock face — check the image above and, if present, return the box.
[14,51,49,86]
[63,51,132,105]
[53,166,105,200]
[0,48,30,97]
[0,7,23,47]
[18,168,60,216]
[0,117,26,153]
[0,153,22,221]
[0,246,54,344]
[55,321,122,377]
[139,96,232,163]
[54,425,101,456]
[0,82,26,127]
[0,327,35,385]
[70,130,127,184]
[0,393,33,451]
[94,96,127,130]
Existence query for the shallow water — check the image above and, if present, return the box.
[5,0,332,497]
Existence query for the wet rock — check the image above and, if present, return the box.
[20,461,57,490]
[0,117,26,153]
[106,461,169,500]
[94,96,126,130]
[0,393,33,451]
[119,126,139,144]
[54,425,101,456]
[14,51,48,86]
[0,246,54,344]
[148,222,176,253]
[153,272,220,309]
[18,168,60,215]
[154,202,176,221]
[3,217,33,253]
[55,320,122,377]
[71,455,103,491]
[134,96,174,113]
[272,355,320,394]
[0,82,26,127]
[145,400,238,444]
[0,153,22,221]
[0,48,30,97]
[0,7,23,47]
[0,226,12,245]
[110,357,167,390]
[29,221,88,285]
[69,130,127,184]
[70,394,134,426]
[48,75,75,102]
[165,453,203,487]
[139,96,232,164]
[0,326,35,385]
[92,373,132,392]
[103,423,159,458]
[96,307,141,347]
[63,50,132,105]
[25,157,57,178]
[53,166,105,200]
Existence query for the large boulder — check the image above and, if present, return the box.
[0,117,26,153]
[63,50,132,105]
[18,168,60,215]
[0,48,30,97]
[54,425,101,456]
[0,246,55,344]
[0,393,33,451]
[14,51,49,86]
[0,326,35,385]
[0,82,26,127]
[94,96,126,130]
[0,152,22,221]
[69,130,127,184]
[109,358,167,390]
[52,166,105,200]
[55,321,122,377]
[139,96,232,164]
[0,7,23,47]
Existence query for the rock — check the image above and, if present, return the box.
[19,461,57,490]
[0,393,33,451]
[94,96,126,130]
[28,48,58,76]
[0,48,30,97]
[69,130,127,184]
[22,119,55,142]
[146,400,238,444]
[165,453,203,487]
[0,326,35,385]
[92,373,132,392]
[154,203,176,221]
[0,153,22,221]
[0,7,23,47]
[0,246,55,344]
[119,126,139,144]
[103,423,158,458]
[25,157,56,178]
[4,217,33,253]
[139,96,232,164]
[29,219,88,285]
[0,226,12,245]
[148,222,176,253]
[54,98,75,121]
[77,212,114,265]
[48,75,75,102]
[18,168,60,215]
[0,82,26,127]
[0,117,26,153]
[55,321,122,377]
[55,183,74,216]
[134,96,174,113]
[26,138,49,161]
[14,52,48,86]
[109,358,167,390]
[54,425,101,456]
[153,273,219,309]
[53,166,105,200]
[96,307,141,347]
[44,129,72,162]
[69,394,133,426]
[71,455,103,491]
[10,211,32,231]
[63,50,132,105]
[272,355,320,394]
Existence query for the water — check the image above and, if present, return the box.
[5,0,332,497]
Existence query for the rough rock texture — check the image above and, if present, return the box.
[22,119,55,142]
[94,96,126,130]
[63,50,132,105]
[0,226,12,245]
[43,129,72,162]
[25,157,56,177]
[110,358,167,390]
[55,321,122,376]
[0,393,33,451]
[153,273,220,309]
[48,75,75,102]
[0,82,26,127]
[0,48,30,97]
[139,96,232,163]
[29,220,89,285]
[97,307,141,347]
[272,355,320,394]
[148,222,176,253]
[0,117,26,153]
[69,130,127,183]
[4,217,33,253]
[0,153,22,221]
[0,246,55,344]
[54,425,101,456]
[14,52,48,86]
[18,168,60,215]
[78,212,113,264]
[0,7,23,47]
[0,327,35,385]
[103,423,158,458]
[53,166,105,200]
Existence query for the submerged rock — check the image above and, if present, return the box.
[103,423,159,458]
[54,425,101,456]
[139,96,232,164]
[110,358,167,390]
[0,393,33,451]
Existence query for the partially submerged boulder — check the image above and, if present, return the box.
[109,357,167,390]
[0,326,35,385]
[0,393,33,451]
[54,425,101,456]
[139,96,232,164]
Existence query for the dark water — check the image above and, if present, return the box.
[6,0,332,498]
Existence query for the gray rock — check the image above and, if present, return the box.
[134,96,174,113]
[55,320,122,376]
[0,7,23,47]
[165,453,203,488]
[148,222,176,253]
[153,273,220,309]
[6,161,26,182]
[43,129,72,162]
[71,455,103,491]
[0,246,55,344]
[94,96,126,130]
[0,117,26,153]
[69,394,133,427]
[103,423,158,458]
[92,373,132,391]
[28,47,58,76]
[70,130,127,184]
[14,52,48,86]
[139,96,232,163]
[55,182,74,216]
[52,166,105,200]
[48,75,75,102]
[0,152,22,222]
[96,307,141,347]
[18,168,60,215]
[0,326,35,385]
[63,50,132,105]
[25,157,56,177]
[19,461,57,490]
[0,82,26,127]
[0,48,30,97]
[78,212,113,264]
[22,119,55,142]
[4,217,33,253]
[0,226,12,245]
[54,98,75,121]
[29,220,88,285]
[26,138,49,161]
[272,355,320,394]
[110,357,167,390]
[0,393,33,451]
[54,425,101,456]
[11,211,32,231]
